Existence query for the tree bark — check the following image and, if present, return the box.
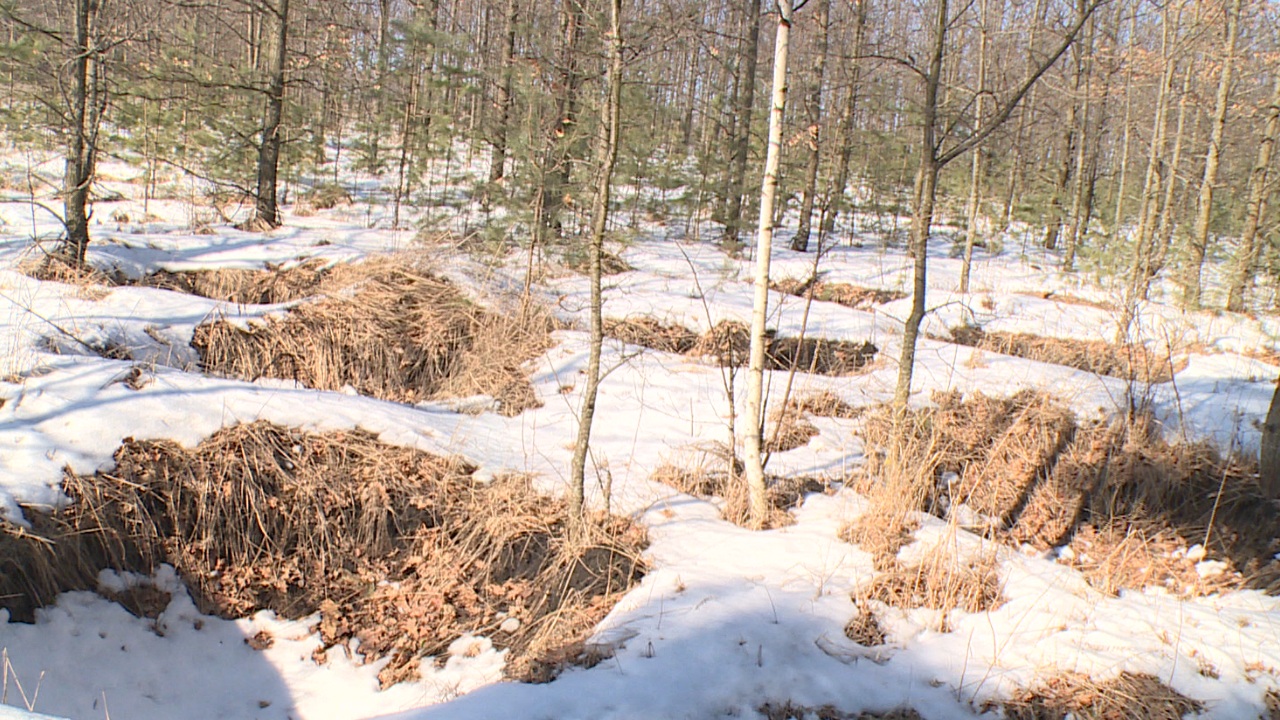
[1183,0,1241,308]
[744,0,792,529]
[63,0,100,267]
[959,0,989,293]
[485,0,519,209]
[820,0,865,241]
[791,0,827,252]
[1263,377,1280,499]
[540,0,585,242]
[722,0,762,248]
[1226,74,1280,312]
[252,0,290,230]
[569,0,624,521]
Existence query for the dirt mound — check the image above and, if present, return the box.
[855,392,1277,596]
[131,259,331,304]
[944,325,1177,382]
[193,261,554,415]
[0,422,646,685]
[772,277,906,309]
[605,318,877,376]
[1004,672,1201,720]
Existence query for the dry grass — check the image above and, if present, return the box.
[772,277,906,310]
[605,318,877,376]
[760,702,922,720]
[843,602,887,647]
[943,325,1178,382]
[852,392,1277,597]
[764,405,820,453]
[788,391,863,419]
[193,260,554,415]
[567,250,632,276]
[651,459,830,529]
[130,259,331,304]
[1003,672,1202,720]
[857,544,1005,631]
[0,422,646,686]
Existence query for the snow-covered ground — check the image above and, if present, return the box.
[1,156,1279,720]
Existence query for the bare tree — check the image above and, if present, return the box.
[569,0,625,521]
[1226,73,1280,312]
[743,0,794,529]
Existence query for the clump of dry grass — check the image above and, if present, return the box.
[772,277,906,309]
[788,391,862,419]
[604,317,698,354]
[1003,672,1202,720]
[651,457,829,530]
[20,254,113,287]
[764,405,820,453]
[567,250,632,276]
[605,318,878,376]
[131,259,331,304]
[0,422,646,686]
[943,325,1179,383]
[859,545,1005,625]
[852,392,1277,597]
[844,601,887,647]
[193,260,554,415]
[760,702,922,720]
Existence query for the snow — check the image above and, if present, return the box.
[1,158,1279,720]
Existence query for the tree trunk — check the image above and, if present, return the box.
[791,0,827,252]
[540,0,585,242]
[569,0,624,521]
[1151,64,1193,281]
[1109,11,1138,246]
[744,0,793,529]
[722,0,762,248]
[63,0,97,267]
[1183,0,1240,308]
[1063,11,1097,272]
[820,0,865,240]
[959,0,989,293]
[252,0,290,230]
[893,0,946,409]
[1263,377,1280,498]
[485,0,518,209]
[1227,75,1280,312]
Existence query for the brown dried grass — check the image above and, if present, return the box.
[944,326,1178,383]
[651,459,830,529]
[764,405,820,453]
[131,259,331,304]
[193,261,554,415]
[788,391,862,419]
[1003,672,1201,720]
[859,545,1005,627]
[0,422,646,686]
[760,702,922,720]
[854,392,1277,597]
[772,277,906,310]
[605,318,877,376]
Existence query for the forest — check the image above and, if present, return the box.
[2,0,1280,719]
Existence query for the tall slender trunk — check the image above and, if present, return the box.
[486,0,518,208]
[999,0,1046,231]
[959,0,989,292]
[1063,10,1097,272]
[63,0,97,266]
[1183,0,1240,308]
[1121,7,1176,324]
[1109,10,1138,245]
[1151,64,1193,280]
[1227,74,1280,312]
[569,0,624,521]
[791,0,828,252]
[252,0,290,230]
[368,0,392,171]
[894,0,947,409]
[820,0,865,240]
[540,0,585,241]
[722,0,762,247]
[744,0,792,529]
